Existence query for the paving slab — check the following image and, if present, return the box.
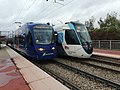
[0,46,30,90]
[6,46,70,90]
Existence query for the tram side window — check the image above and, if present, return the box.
[65,30,79,45]
[14,35,17,44]
[27,31,33,45]
[19,35,24,45]
[15,35,19,45]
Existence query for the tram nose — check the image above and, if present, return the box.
[82,42,93,54]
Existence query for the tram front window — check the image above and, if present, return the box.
[76,24,91,43]
[34,29,53,44]
[65,30,79,45]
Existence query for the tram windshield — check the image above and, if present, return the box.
[65,30,79,45]
[75,24,91,43]
[34,26,53,44]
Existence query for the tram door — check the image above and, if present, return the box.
[26,31,34,55]
[64,30,80,56]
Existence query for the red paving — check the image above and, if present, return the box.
[93,49,120,56]
[0,59,30,90]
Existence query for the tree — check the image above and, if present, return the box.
[98,17,105,28]
[85,16,95,30]
[98,12,120,30]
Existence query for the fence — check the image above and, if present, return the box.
[92,40,120,50]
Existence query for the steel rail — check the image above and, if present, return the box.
[33,62,81,90]
[7,45,80,90]
[56,57,120,73]
[67,58,120,73]
[7,45,120,89]
[90,57,120,66]
[53,60,120,89]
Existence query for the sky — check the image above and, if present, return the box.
[0,0,120,32]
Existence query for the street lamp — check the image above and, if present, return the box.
[46,0,64,6]
[57,20,63,24]
[15,22,21,27]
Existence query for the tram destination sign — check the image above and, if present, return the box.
[34,25,52,29]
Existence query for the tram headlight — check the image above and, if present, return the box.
[38,48,44,51]
[52,47,55,50]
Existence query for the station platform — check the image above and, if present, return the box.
[93,48,120,59]
[0,46,69,90]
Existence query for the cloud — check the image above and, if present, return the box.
[0,0,120,31]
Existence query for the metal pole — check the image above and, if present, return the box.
[0,31,1,49]
[110,40,111,50]
[57,20,63,24]
[15,22,21,27]
[99,40,100,49]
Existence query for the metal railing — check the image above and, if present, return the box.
[92,40,120,50]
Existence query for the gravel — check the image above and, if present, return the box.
[91,55,120,64]
[84,60,120,71]
[54,58,120,85]
[40,62,116,90]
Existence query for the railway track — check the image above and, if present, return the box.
[61,56,120,73]
[62,57,120,73]
[8,45,120,89]
[7,45,80,90]
[91,55,120,64]
[54,57,120,83]
[32,59,119,90]
[53,60,120,89]
[32,61,81,90]
[82,58,120,72]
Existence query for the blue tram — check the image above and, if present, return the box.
[54,21,93,58]
[8,22,57,60]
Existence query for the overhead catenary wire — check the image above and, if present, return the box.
[33,0,64,21]
[39,0,65,19]
[7,0,30,30]
[40,0,75,20]
[20,0,39,22]
[14,0,31,22]
[14,0,75,24]
[34,3,53,21]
